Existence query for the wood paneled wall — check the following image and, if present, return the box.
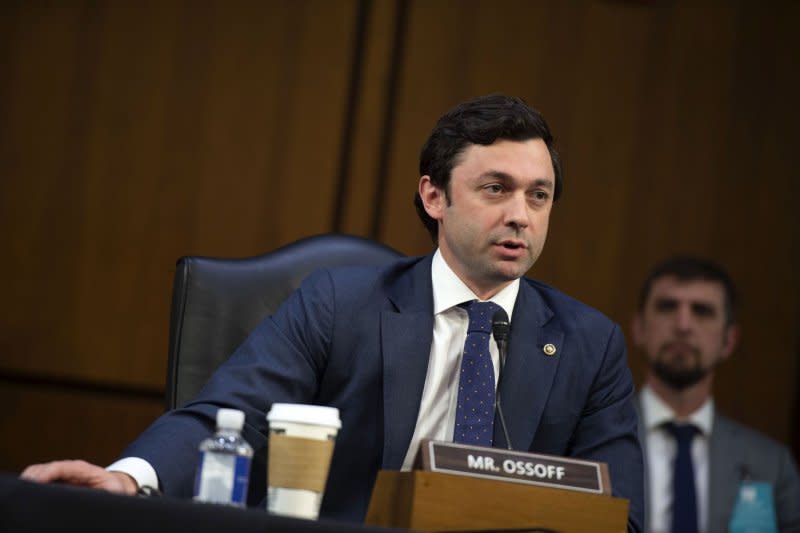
[1,0,797,472]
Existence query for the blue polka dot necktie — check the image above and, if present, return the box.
[454,300,501,446]
[664,422,699,533]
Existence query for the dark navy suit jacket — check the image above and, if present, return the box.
[123,255,644,531]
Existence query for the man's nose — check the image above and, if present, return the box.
[674,305,693,332]
[505,193,530,228]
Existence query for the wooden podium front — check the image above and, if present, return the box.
[365,470,629,532]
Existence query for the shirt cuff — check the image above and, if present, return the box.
[106,457,159,491]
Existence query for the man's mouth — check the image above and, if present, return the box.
[662,341,697,358]
[496,240,526,250]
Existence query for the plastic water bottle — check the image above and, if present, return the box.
[193,408,253,507]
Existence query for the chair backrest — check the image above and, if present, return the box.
[165,233,403,410]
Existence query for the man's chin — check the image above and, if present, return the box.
[495,256,535,277]
[652,361,708,390]
[491,266,528,284]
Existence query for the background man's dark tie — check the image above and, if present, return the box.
[664,421,699,533]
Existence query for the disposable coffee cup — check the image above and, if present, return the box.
[266,403,341,520]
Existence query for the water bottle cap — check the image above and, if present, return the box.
[216,408,245,430]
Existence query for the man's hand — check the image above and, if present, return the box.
[20,460,138,495]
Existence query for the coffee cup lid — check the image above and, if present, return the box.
[266,403,341,429]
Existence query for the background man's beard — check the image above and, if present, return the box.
[651,358,709,390]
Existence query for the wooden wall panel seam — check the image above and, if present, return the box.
[370,0,410,240]
[332,0,373,233]
[0,370,163,401]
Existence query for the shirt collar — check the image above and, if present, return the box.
[641,384,714,436]
[431,249,519,320]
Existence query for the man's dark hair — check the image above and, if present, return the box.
[414,94,563,242]
[638,255,738,325]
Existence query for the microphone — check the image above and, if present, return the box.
[492,308,513,450]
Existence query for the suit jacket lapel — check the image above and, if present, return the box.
[380,256,435,468]
[494,280,564,450]
[634,395,653,529]
[708,414,743,533]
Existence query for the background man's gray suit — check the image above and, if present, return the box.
[637,400,800,533]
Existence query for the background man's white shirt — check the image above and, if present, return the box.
[641,385,713,533]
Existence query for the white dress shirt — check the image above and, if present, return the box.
[110,249,519,489]
[400,249,518,469]
[641,385,714,533]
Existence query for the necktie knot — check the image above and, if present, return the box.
[663,421,699,446]
[462,300,502,334]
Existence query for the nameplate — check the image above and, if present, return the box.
[417,440,610,495]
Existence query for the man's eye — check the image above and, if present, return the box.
[531,191,550,202]
[484,184,503,194]
[654,300,677,313]
[692,303,716,318]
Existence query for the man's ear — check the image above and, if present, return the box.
[721,323,740,360]
[631,313,646,349]
[418,175,446,221]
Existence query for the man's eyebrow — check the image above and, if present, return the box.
[531,178,554,190]
[478,170,514,182]
[478,171,554,190]
[653,297,678,307]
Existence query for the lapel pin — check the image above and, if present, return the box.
[543,343,557,356]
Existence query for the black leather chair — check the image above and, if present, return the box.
[165,233,403,410]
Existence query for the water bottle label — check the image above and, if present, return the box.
[194,451,251,505]
[231,454,251,504]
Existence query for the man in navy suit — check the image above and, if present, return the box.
[22,94,644,531]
